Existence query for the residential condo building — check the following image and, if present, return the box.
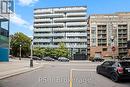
[0,0,14,61]
[33,6,87,59]
[87,12,130,59]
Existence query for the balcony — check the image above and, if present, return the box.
[34,9,52,14]
[118,35,127,39]
[118,40,127,42]
[66,33,87,36]
[98,31,107,34]
[34,28,52,32]
[97,28,107,30]
[119,49,127,53]
[34,19,51,23]
[66,45,87,48]
[66,22,87,27]
[53,27,87,32]
[33,45,59,48]
[53,38,87,42]
[98,36,107,39]
[118,32,127,35]
[118,26,127,29]
[54,17,87,22]
[67,13,86,17]
[33,39,51,42]
[34,13,64,18]
[34,23,64,27]
[34,33,53,37]
[53,33,65,37]
[53,7,86,13]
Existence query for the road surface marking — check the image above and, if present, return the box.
[70,69,96,87]
[70,69,73,87]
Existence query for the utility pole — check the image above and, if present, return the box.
[19,44,21,60]
[30,40,33,67]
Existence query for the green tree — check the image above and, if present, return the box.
[32,42,69,58]
[55,43,69,58]
[10,32,31,57]
[33,47,45,58]
[44,47,52,57]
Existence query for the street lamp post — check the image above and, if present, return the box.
[19,44,21,60]
[30,40,33,67]
[111,36,115,60]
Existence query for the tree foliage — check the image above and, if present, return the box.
[33,42,69,58]
[55,43,69,58]
[33,47,45,58]
[10,32,31,57]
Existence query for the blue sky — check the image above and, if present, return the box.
[10,0,130,37]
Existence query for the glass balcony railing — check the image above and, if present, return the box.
[33,39,51,42]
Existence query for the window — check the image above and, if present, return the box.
[102,61,115,66]
[0,0,14,14]
[120,62,130,67]
[103,48,107,51]
[102,61,110,66]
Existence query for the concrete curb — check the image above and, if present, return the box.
[0,65,43,80]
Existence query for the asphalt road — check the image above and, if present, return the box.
[0,61,130,87]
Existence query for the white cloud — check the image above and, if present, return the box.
[18,0,39,6]
[10,13,33,30]
[29,25,33,30]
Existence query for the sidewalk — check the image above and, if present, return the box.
[0,58,44,80]
[70,60,92,63]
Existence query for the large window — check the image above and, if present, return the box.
[0,20,9,48]
[0,0,14,14]
[91,27,96,46]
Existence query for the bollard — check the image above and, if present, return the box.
[30,59,33,67]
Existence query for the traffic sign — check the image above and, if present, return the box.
[112,46,116,51]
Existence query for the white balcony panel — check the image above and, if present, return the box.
[34,9,52,14]
[53,7,86,12]
[34,19,51,22]
[67,22,87,27]
[66,45,87,48]
[34,23,64,27]
[54,17,87,22]
[66,33,87,36]
[53,33,65,37]
[33,39,51,42]
[33,45,59,48]
[67,13,86,17]
[34,28,52,32]
[53,28,87,31]
[53,39,87,42]
[34,13,64,18]
[34,33,53,37]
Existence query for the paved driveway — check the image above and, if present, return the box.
[0,61,130,87]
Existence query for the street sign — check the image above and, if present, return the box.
[112,46,116,51]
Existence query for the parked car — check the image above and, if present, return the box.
[29,56,42,60]
[121,56,130,61]
[96,60,130,82]
[58,57,69,62]
[43,57,55,61]
[92,57,104,62]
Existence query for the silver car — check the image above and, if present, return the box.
[58,57,69,62]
